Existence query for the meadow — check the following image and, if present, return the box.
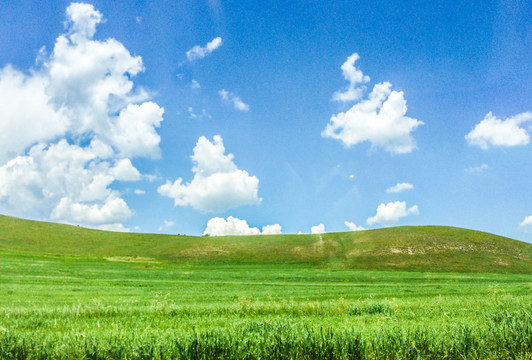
[1,253,531,359]
[1,215,531,359]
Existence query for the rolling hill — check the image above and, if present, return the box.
[0,214,530,273]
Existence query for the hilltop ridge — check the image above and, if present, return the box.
[0,215,530,273]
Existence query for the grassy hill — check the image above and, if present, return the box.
[0,214,530,273]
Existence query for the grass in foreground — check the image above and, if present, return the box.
[1,253,531,359]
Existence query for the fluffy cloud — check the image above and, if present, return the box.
[0,66,69,164]
[51,195,132,226]
[261,224,283,235]
[344,221,365,231]
[332,53,370,102]
[65,2,103,41]
[219,89,250,112]
[465,112,532,150]
[0,140,136,227]
[323,53,423,154]
[108,103,163,158]
[367,201,419,225]
[203,216,282,236]
[311,223,326,234]
[520,215,532,230]
[158,135,261,212]
[186,37,222,61]
[386,182,414,193]
[0,3,163,229]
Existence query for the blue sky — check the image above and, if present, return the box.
[0,0,531,241]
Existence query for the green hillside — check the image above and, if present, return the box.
[0,214,530,273]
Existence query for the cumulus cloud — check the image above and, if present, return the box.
[465,112,532,149]
[367,201,419,225]
[186,37,222,61]
[386,182,414,193]
[219,89,250,112]
[332,53,370,102]
[158,135,261,212]
[0,3,163,229]
[261,224,283,235]
[323,53,422,154]
[344,221,365,231]
[520,215,532,230]
[311,223,326,234]
[0,140,137,227]
[0,66,69,163]
[203,216,282,236]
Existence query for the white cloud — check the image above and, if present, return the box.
[188,107,212,120]
[109,102,163,159]
[0,3,162,229]
[98,223,131,232]
[219,89,250,112]
[158,135,261,212]
[465,112,532,150]
[0,140,138,227]
[344,221,365,231]
[367,201,419,225]
[323,53,422,154]
[332,53,370,102]
[134,189,145,195]
[311,223,326,234]
[186,37,222,61]
[52,194,132,226]
[158,220,175,231]
[386,182,414,193]
[520,215,532,230]
[112,158,141,181]
[65,2,103,42]
[261,224,283,235]
[465,164,489,174]
[191,79,201,89]
[0,66,69,163]
[203,216,281,236]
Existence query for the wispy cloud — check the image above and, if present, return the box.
[465,164,488,174]
[219,89,250,112]
[386,182,414,193]
[186,37,222,61]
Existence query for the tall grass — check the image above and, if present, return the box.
[1,310,531,359]
[1,253,530,359]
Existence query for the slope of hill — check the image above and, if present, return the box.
[0,214,530,273]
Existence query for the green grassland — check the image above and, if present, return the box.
[1,215,531,273]
[1,215,531,359]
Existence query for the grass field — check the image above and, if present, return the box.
[1,215,531,359]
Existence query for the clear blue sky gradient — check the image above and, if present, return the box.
[0,0,530,241]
